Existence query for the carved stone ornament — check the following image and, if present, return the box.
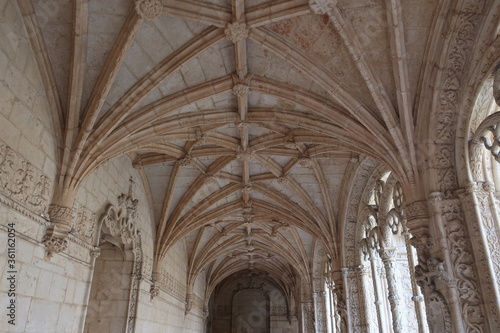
[309,0,337,15]
[233,83,249,97]
[48,204,74,224]
[100,188,140,246]
[135,0,162,20]
[224,20,249,43]
[236,149,255,161]
[298,157,312,168]
[0,142,52,214]
[179,155,192,167]
[185,293,194,315]
[42,234,68,259]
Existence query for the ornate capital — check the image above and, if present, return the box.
[225,20,249,43]
[405,200,429,221]
[379,247,397,261]
[135,0,162,20]
[309,0,337,15]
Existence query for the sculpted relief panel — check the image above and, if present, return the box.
[0,142,52,215]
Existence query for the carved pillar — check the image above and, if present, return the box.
[356,264,373,333]
[302,300,315,333]
[428,192,467,333]
[456,182,500,330]
[379,248,403,333]
[406,199,453,333]
[313,291,327,333]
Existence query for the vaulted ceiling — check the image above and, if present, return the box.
[23,0,499,293]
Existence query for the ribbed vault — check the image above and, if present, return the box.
[23,0,500,322]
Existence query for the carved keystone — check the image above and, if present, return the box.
[135,0,162,20]
[225,20,249,43]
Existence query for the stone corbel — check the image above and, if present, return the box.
[42,204,75,259]
[150,271,161,300]
[185,293,194,315]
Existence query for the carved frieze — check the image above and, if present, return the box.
[0,143,52,215]
[73,205,96,243]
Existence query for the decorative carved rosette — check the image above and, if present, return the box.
[135,0,162,20]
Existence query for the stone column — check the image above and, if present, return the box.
[356,264,374,333]
[405,199,453,333]
[367,250,384,333]
[341,267,354,332]
[379,248,403,333]
[401,228,428,333]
